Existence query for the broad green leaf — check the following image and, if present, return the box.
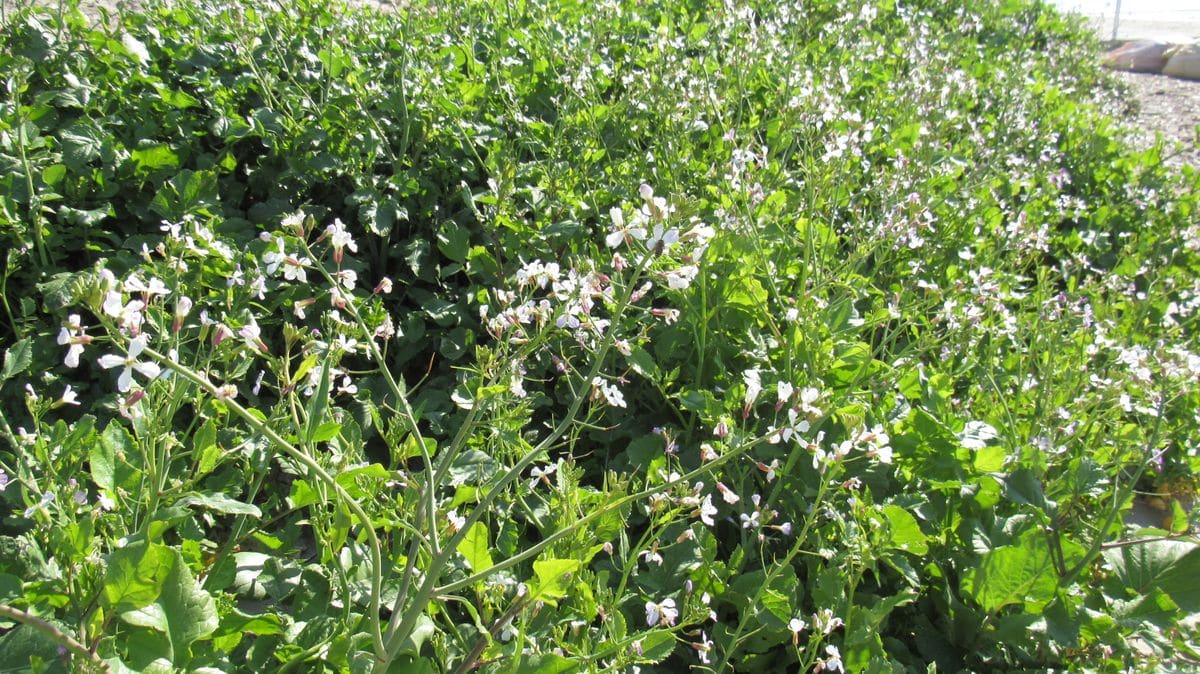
[882,504,929,555]
[1103,540,1200,612]
[448,450,496,485]
[0,338,31,381]
[0,625,69,674]
[121,33,151,64]
[528,559,581,606]
[0,573,21,601]
[972,444,1006,473]
[131,144,180,173]
[41,163,66,186]
[120,547,217,663]
[176,492,261,518]
[103,542,173,612]
[961,533,1057,613]
[310,421,341,443]
[460,522,493,572]
[517,654,577,674]
[95,422,140,492]
[392,614,435,657]
[437,220,470,262]
[289,479,323,508]
[626,346,659,380]
[1111,587,1179,629]
[60,127,103,168]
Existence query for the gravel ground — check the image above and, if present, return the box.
[1112,70,1200,170]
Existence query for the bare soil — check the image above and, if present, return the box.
[1113,70,1200,169]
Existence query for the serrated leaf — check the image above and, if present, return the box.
[528,559,581,606]
[1104,540,1200,612]
[132,144,180,174]
[633,629,676,664]
[60,127,103,168]
[103,542,173,612]
[1,338,31,381]
[961,533,1057,613]
[882,504,928,555]
[120,547,217,662]
[459,522,493,573]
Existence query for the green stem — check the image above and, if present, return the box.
[0,603,108,672]
[142,347,387,660]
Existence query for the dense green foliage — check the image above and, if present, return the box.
[0,0,1198,671]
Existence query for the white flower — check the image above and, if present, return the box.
[699,494,717,526]
[645,224,679,254]
[788,617,807,645]
[591,377,627,408]
[663,265,698,290]
[57,314,90,368]
[815,645,843,673]
[57,386,80,407]
[102,293,145,331]
[326,218,358,263]
[606,207,647,248]
[262,236,286,275]
[743,369,762,408]
[645,598,677,627]
[97,335,161,393]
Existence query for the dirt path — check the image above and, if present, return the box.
[1112,70,1200,169]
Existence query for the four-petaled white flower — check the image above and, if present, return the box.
[645,598,678,627]
[57,314,91,368]
[98,335,161,393]
[645,223,680,255]
[605,207,648,249]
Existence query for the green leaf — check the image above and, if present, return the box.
[961,532,1057,613]
[103,542,174,612]
[392,613,435,657]
[121,33,151,64]
[95,422,140,492]
[304,358,333,445]
[882,504,929,555]
[517,654,577,674]
[633,629,676,664]
[176,492,262,518]
[1104,540,1200,612]
[626,346,659,380]
[131,144,181,174]
[459,522,493,572]
[120,547,217,663]
[437,221,470,262]
[0,338,31,381]
[528,559,581,606]
[0,573,21,601]
[0,625,69,674]
[448,450,497,485]
[1111,587,1179,629]
[41,164,66,186]
[60,127,103,168]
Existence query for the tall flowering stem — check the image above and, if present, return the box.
[140,345,388,660]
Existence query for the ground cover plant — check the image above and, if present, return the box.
[0,0,1198,671]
